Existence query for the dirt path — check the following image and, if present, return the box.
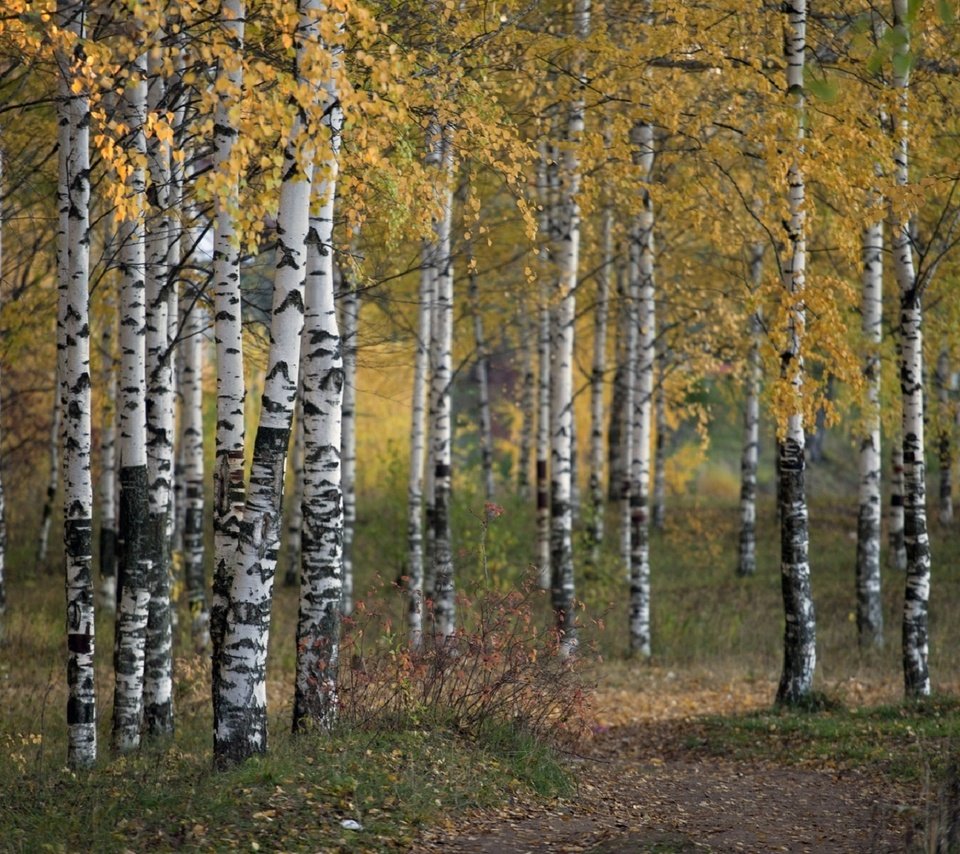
[414,720,908,853]
[415,674,917,853]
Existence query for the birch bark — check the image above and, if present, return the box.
[210,0,248,707]
[214,0,320,764]
[936,349,953,525]
[293,73,344,726]
[856,222,884,648]
[37,384,61,567]
[284,398,305,588]
[586,206,612,564]
[738,244,764,577]
[143,53,175,737]
[629,121,655,658]
[892,0,930,699]
[431,134,456,639]
[57,4,96,767]
[889,443,907,569]
[551,0,590,652]
[112,57,152,754]
[776,0,816,706]
[99,293,118,612]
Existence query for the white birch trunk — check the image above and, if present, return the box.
[181,269,209,651]
[99,291,118,613]
[892,0,930,699]
[293,80,344,726]
[619,254,635,571]
[407,232,435,645]
[551,0,589,653]
[889,442,907,570]
[143,53,174,737]
[936,349,953,525]
[776,0,816,705]
[214,0,319,764]
[431,135,456,639]
[57,8,96,766]
[586,205,612,565]
[652,356,667,532]
[608,257,629,503]
[467,234,495,501]
[535,141,552,590]
[113,59,152,754]
[339,259,358,617]
[629,122,655,658]
[856,222,884,648]
[210,0,248,708]
[738,244,764,577]
[284,397,305,588]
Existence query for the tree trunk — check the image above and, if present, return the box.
[618,254,635,572]
[213,0,319,765]
[181,267,209,651]
[738,244,764,577]
[99,292,118,613]
[776,0,816,706]
[210,0,248,713]
[586,205,613,565]
[889,442,907,570]
[936,349,953,525]
[551,0,589,653]
[284,399,305,588]
[431,134,456,639]
[517,297,535,501]
[652,355,667,533]
[293,83,343,728]
[856,222,883,649]
[143,54,175,738]
[339,259,359,617]
[467,231,495,501]
[629,122,655,659]
[892,0,930,699]
[608,257,629,503]
[112,57,151,754]
[536,140,552,590]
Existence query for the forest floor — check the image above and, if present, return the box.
[415,669,947,853]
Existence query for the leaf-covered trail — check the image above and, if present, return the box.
[414,671,918,853]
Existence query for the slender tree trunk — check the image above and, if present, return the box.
[113,59,152,754]
[620,250,637,573]
[536,141,552,590]
[776,0,816,706]
[652,355,667,532]
[608,257,629,503]
[339,260,358,617]
[210,0,248,713]
[892,0,930,699]
[738,244,764,577]
[284,398,305,588]
[551,0,589,653]
[293,86,344,727]
[629,121,655,658]
[99,294,119,612]
[936,349,953,525]
[517,296,535,501]
[214,0,319,765]
[37,382,61,567]
[889,442,907,570]
[407,227,435,645]
[56,8,96,767]
[431,134,456,639]
[467,232,495,501]
[142,53,175,738]
[586,207,612,564]
[181,271,209,651]
[856,222,884,649]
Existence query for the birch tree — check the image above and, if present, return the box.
[293,57,344,726]
[891,0,930,699]
[535,139,552,590]
[56,1,96,767]
[551,0,590,652]
[99,296,118,612]
[214,0,322,765]
[112,53,152,754]
[889,442,907,569]
[737,243,764,578]
[856,220,883,648]
[775,0,816,706]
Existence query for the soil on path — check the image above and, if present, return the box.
[414,673,916,853]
